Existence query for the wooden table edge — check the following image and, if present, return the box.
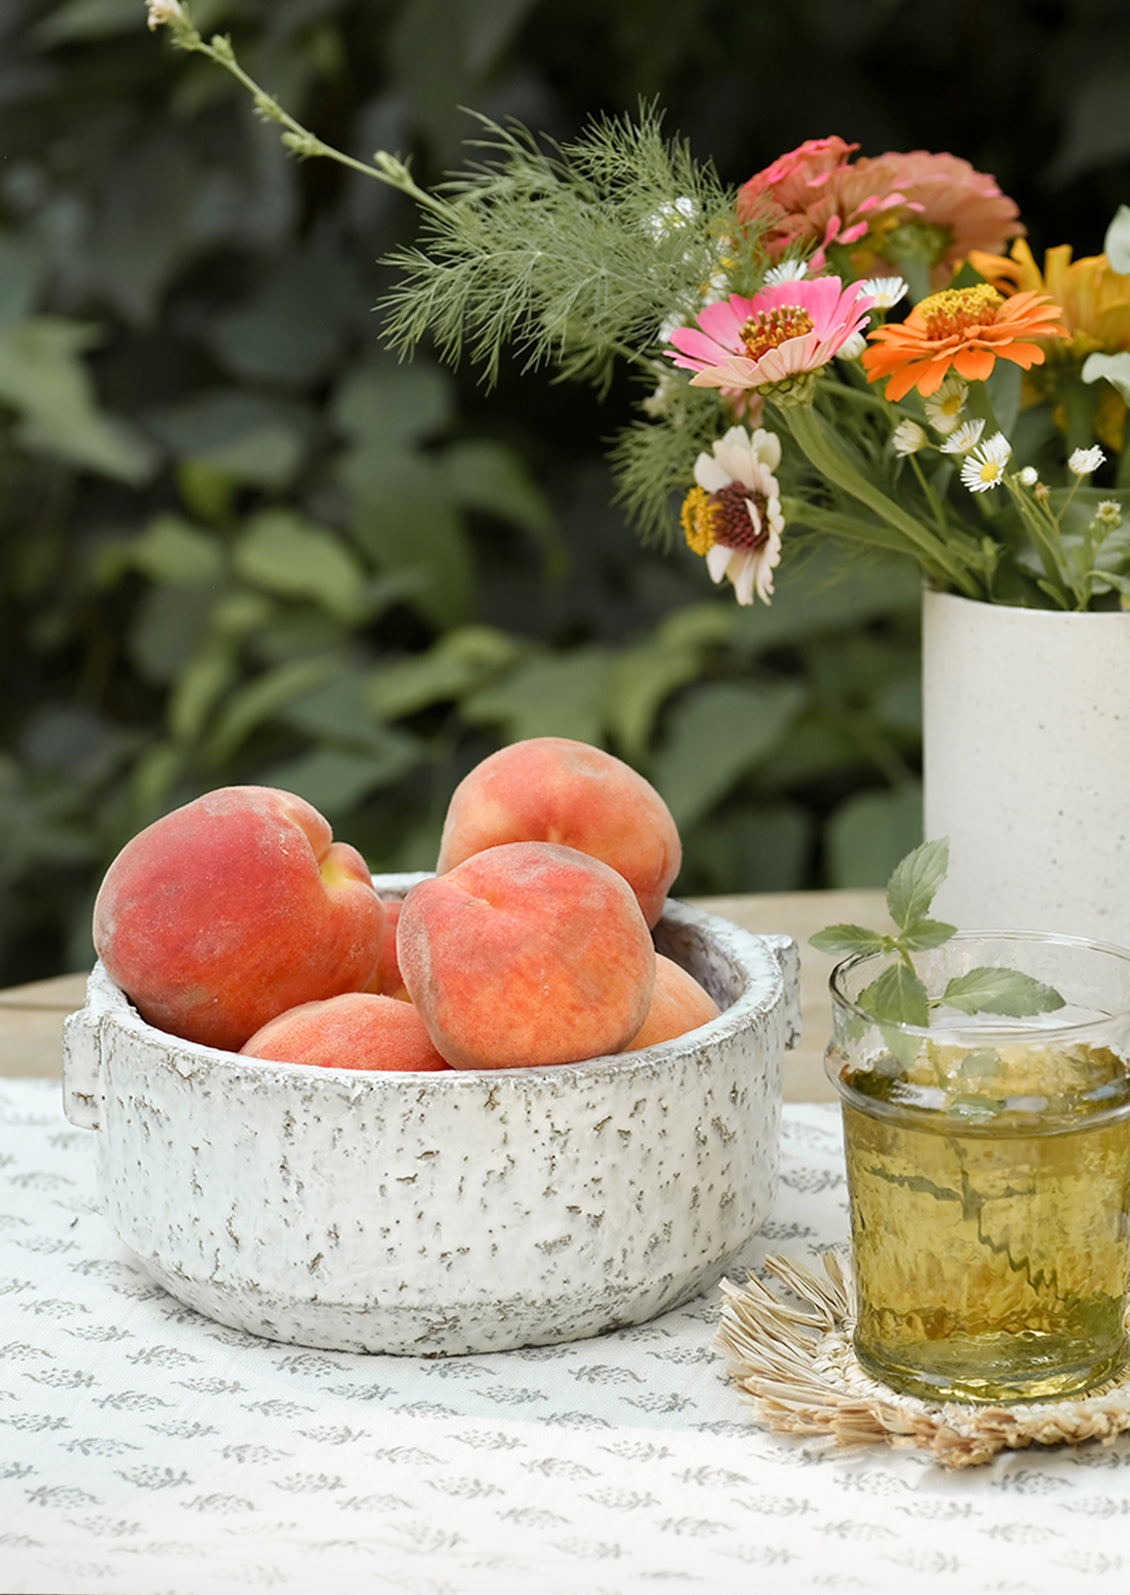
[0,889,890,1097]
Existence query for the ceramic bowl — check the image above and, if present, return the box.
[62,876,799,1356]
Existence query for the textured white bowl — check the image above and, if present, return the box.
[62,876,799,1356]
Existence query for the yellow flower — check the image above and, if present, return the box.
[970,238,1130,359]
[968,238,1130,449]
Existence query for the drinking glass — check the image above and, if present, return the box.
[826,931,1130,1404]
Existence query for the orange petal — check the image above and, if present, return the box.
[951,347,996,382]
[997,341,1048,371]
[884,357,951,401]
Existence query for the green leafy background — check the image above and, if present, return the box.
[2,0,1128,983]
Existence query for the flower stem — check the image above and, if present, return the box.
[907,451,957,546]
[782,403,987,598]
[153,6,454,220]
[1004,482,1082,609]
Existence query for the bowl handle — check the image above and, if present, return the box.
[62,1001,104,1132]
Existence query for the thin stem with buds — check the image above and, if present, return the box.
[146,1,455,221]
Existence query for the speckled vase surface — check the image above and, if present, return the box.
[923,589,1130,947]
[63,877,798,1357]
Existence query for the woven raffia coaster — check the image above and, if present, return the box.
[713,1252,1130,1469]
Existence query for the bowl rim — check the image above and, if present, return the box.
[69,876,791,1095]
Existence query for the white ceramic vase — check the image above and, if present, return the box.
[922,588,1130,949]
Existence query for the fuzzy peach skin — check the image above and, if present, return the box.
[363,898,409,1000]
[92,786,386,1052]
[397,841,656,1070]
[435,736,681,928]
[623,954,721,1051]
[241,992,450,1072]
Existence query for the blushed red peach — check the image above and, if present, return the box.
[397,841,656,1070]
[363,898,409,1001]
[92,786,386,1052]
[623,954,721,1050]
[435,736,681,927]
[241,992,450,1072]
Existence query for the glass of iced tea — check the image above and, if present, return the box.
[826,931,1130,1404]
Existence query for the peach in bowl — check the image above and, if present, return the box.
[63,877,798,1358]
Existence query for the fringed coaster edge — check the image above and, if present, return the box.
[713,1251,1130,1470]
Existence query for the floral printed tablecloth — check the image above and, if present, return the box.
[3,1078,1130,1595]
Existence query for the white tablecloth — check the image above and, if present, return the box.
[3,1078,1130,1594]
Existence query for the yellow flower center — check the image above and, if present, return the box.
[918,283,1004,340]
[978,459,1002,485]
[740,305,814,364]
[680,487,716,555]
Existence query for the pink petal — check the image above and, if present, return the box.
[667,326,729,363]
[688,359,759,389]
[695,296,754,343]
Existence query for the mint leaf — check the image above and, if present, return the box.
[885,837,949,933]
[809,924,895,958]
[858,963,930,1028]
[942,967,1066,1018]
[899,916,958,951]
[956,1046,1001,1083]
[945,1094,1003,1125]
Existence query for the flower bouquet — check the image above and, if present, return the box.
[148,2,1130,617]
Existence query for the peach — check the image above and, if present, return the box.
[92,786,386,1052]
[397,841,656,1070]
[623,954,721,1050]
[363,898,409,1000]
[241,992,450,1071]
[435,736,681,927]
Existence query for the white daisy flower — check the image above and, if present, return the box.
[960,432,1012,494]
[701,267,730,306]
[924,374,969,437]
[939,419,986,454]
[837,330,868,360]
[643,196,697,239]
[891,419,928,457]
[680,425,785,605]
[763,259,808,286]
[147,0,184,24]
[1018,466,1039,487]
[1096,500,1124,528]
[860,276,908,310]
[1068,445,1105,475]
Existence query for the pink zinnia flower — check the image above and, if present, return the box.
[736,136,910,270]
[666,277,874,395]
[863,149,1023,285]
[735,137,1023,288]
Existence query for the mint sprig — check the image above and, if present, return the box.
[810,838,1065,1029]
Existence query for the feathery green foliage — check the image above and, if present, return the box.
[380,105,755,398]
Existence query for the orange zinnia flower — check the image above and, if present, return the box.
[860,283,1067,401]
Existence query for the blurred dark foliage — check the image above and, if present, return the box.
[0,0,1127,983]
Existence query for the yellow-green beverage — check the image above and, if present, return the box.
[838,1044,1130,1403]
[827,932,1130,1405]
